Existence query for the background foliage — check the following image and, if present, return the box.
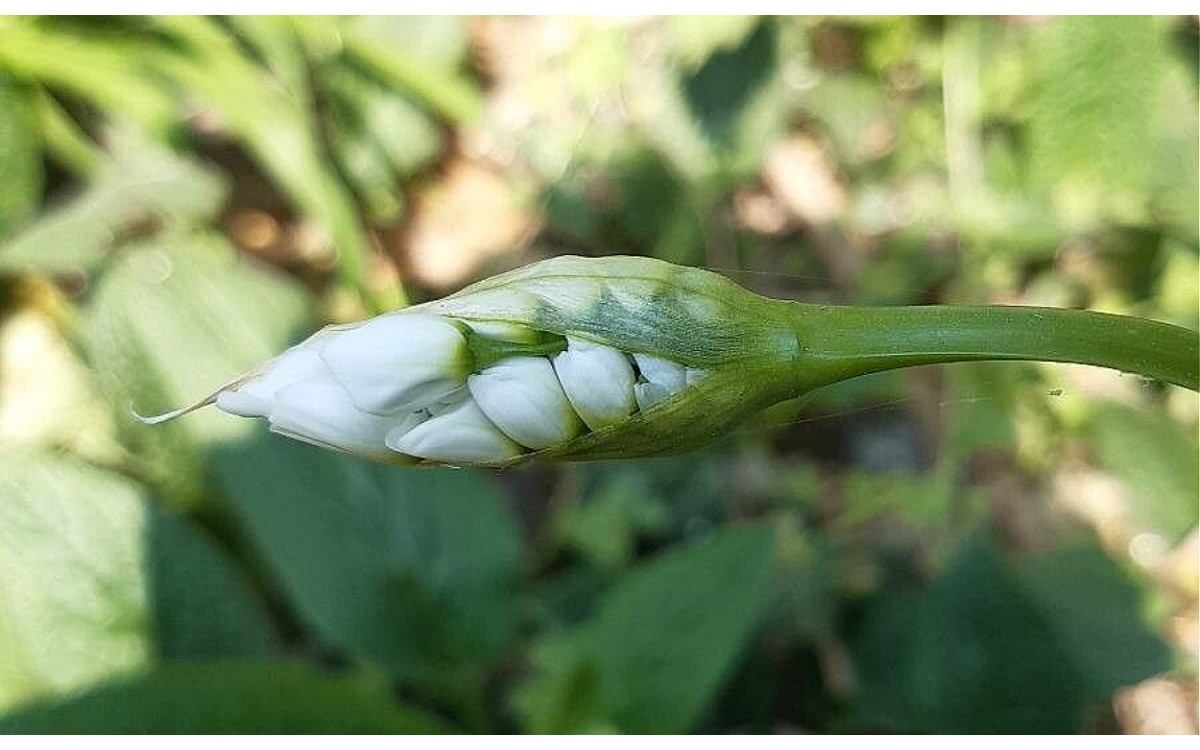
[0,16,1196,734]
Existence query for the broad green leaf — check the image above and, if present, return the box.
[1016,542,1172,696]
[210,436,525,698]
[0,141,225,274]
[1089,403,1199,542]
[84,233,310,505]
[148,509,278,661]
[0,660,450,733]
[1029,16,1172,225]
[515,524,775,733]
[853,537,1171,733]
[0,451,150,713]
[0,78,41,238]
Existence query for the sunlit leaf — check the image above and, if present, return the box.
[0,451,150,713]
[84,233,311,505]
[0,140,225,274]
[1089,403,1199,543]
[0,660,451,733]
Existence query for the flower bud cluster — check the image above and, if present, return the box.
[208,312,708,466]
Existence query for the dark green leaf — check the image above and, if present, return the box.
[211,436,524,697]
[681,20,785,176]
[0,451,149,713]
[854,537,1172,733]
[148,509,278,661]
[516,523,775,733]
[854,540,1085,733]
[1016,542,1173,696]
[0,660,450,733]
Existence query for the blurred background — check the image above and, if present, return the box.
[0,16,1196,734]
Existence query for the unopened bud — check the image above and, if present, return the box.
[468,356,583,449]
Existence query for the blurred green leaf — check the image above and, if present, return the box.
[0,451,149,713]
[854,537,1170,733]
[554,470,670,572]
[0,19,179,136]
[1016,542,1173,696]
[682,20,786,177]
[84,233,311,505]
[1029,17,1169,211]
[148,509,278,661]
[668,16,761,72]
[149,15,386,310]
[1088,403,1199,542]
[516,523,775,733]
[322,66,441,224]
[211,437,524,699]
[0,78,41,238]
[0,140,225,274]
[0,660,451,733]
[339,17,480,124]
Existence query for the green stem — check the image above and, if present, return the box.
[776,302,1199,392]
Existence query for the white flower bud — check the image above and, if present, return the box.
[632,353,688,411]
[468,356,583,449]
[319,313,469,415]
[386,396,523,465]
[267,380,411,459]
[214,348,326,418]
[552,337,636,431]
[633,353,687,390]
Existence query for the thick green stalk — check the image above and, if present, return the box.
[774,302,1199,393]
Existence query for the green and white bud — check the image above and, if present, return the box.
[385,395,523,465]
[318,313,470,415]
[145,254,1197,465]
[468,356,583,449]
[552,337,636,431]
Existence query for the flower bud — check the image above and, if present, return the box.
[141,255,797,466]
[385,396,523,466]
[552,337,636,430]
[319,313,469,415]
[468,356,583,448]
[267,380,412,461]
[213,348,326,418]
[631,353,690,411]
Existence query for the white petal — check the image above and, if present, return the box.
[685,367,710,385]
[320,313,468,415]
[215,348,326,418]
[268,380,403,456]
[634,382,673,412]
[553,338,635,430]
[387,398,523,465]
[633,353,687,393]
[468,356,583,449]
